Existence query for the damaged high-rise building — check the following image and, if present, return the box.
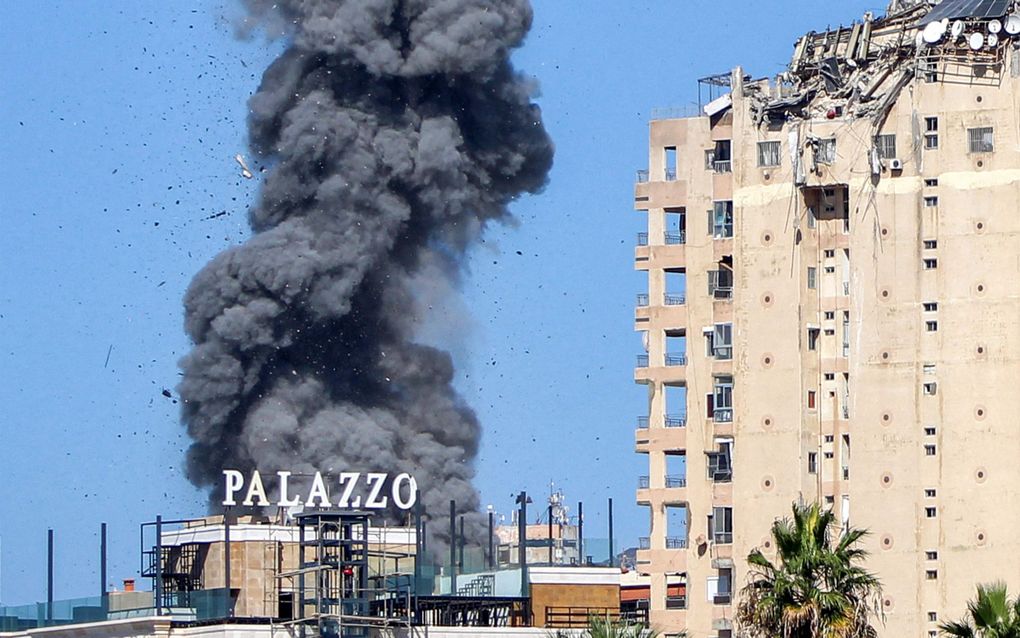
[632,1,1020,636]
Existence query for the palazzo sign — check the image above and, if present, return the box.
[222,469,418,510]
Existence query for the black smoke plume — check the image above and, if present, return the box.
[177,0,552,550]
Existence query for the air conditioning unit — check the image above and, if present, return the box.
[888,158,903,171]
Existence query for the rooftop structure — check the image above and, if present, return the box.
[632,1,1020,636]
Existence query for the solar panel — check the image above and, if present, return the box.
[921,0,1011,24]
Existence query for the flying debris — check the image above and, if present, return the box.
[234,153,253,179]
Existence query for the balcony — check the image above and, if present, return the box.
[665,414,687,428]
[664,293,686,306]
[637,416,650,428]
[638,476,650,489]
[636,293,649,307]
[665,353,687,367]
[713,532,733,544]
[713,408,733,423]
[664,230,686,245]
[713,160,732,174]
[665,537,688,549]
[664,167,677,181]
[665,596,687,610]
[637,232,649,246]
[636,355,649,368]
[638,536,651,550]
[665,475,687,488]
[712,345,733,361]
[636,169,649,183]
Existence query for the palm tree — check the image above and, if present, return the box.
[580,614,668,638]
[940,582,1020,638]
[736,502,883,638]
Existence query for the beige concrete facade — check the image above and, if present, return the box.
[633,8,1020,637]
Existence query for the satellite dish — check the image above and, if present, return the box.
[951,21,965,38]
[969,32,984,50]
[987,33,999,47]
[1004,14,1020,35]
[989,19,1002,34]
[923,21,946,43]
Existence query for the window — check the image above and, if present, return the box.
[822,266,834,274]
[704,149,716,171]
[823,249,835,258]
[926,552,938,561]
[807,390,816,409]
[824,311,835,320]
[824,434,834,443]
[923,383,937,396]
[923,239,937,249]
[808,452,818,474]
[708,265,733,298]
[807,266,817,289]
[926,570,938,580]
[712,375,733,423]
[925,488,937,498]
[923,302,938,312]
[924,177,939,187]
[807,207,817,229]
[824,495,834,505]
[712,507,733,544]
[875,134,897,160]
[924,196,938,207]
[925,507,937,518]
[707,441,733,482]
[816,138,836,164]
[925,444,937,456]
[923,59,939,83]
[713,323,733,360]
[757,140,781,167]
[664,147,677,181]
[926,321,938,332]
[923,363,936,375]
[713,140,732,173]
[923,258,938,269]
[924,117,939,150]
[924,427,936,436]
[824,373,835,381]
[712,201,734,238]
[968,127,994,153]
[807,327,820,350]
[824,328,835,336]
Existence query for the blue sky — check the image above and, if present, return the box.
[0,0,880,604]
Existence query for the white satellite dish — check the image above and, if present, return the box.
[987,33,999,47]
[969,32,984,50]
[988,19,1002,34]
[1004,14,1020,35]
[951,21,965,37]
[923,21,945,43]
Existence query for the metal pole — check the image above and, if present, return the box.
[224,508,232,617]
[298,519,305,638]
[547,504,553,565]
[414,490,422,597]
[449,500,457,595]
[608,498,614,567]
[487,511,494,570]
[46,529,53,621]
[577,501,584,566]
[100,523,107,610]
[154,516,162,616]
[516,491,528,597]
[458,516,465,572]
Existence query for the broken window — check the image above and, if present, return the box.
[968,127,994,153]
[707,440,733,482]
[757,140,781,168]
[922,59,939,83]
[923,382,937,396]
[924,117,939,150]
[708,257,734,300]
[816,138,836,165]
[713,140,732,173]
[712,201,734,238]
[664,146,677,181]
[875,134,897,160]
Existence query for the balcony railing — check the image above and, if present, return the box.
[665,414,687,428]
[714,408,733,423]
[637,232,649,246]
[665,536,688,549]
[664,230,686,245]
[664,293,686,306]
[712,345,733,360]
[713,593,733,605]
[636,169,649,183]
[713,532,733,544]
[664,167,677,181]
[637,293,649,307]
[636,355,649,368]
[665,596,687,610]
[713,160,732,173]
[637,416,650,428]
[665,475,687,488]
[638,536,651,550]
[665,353,687,366]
